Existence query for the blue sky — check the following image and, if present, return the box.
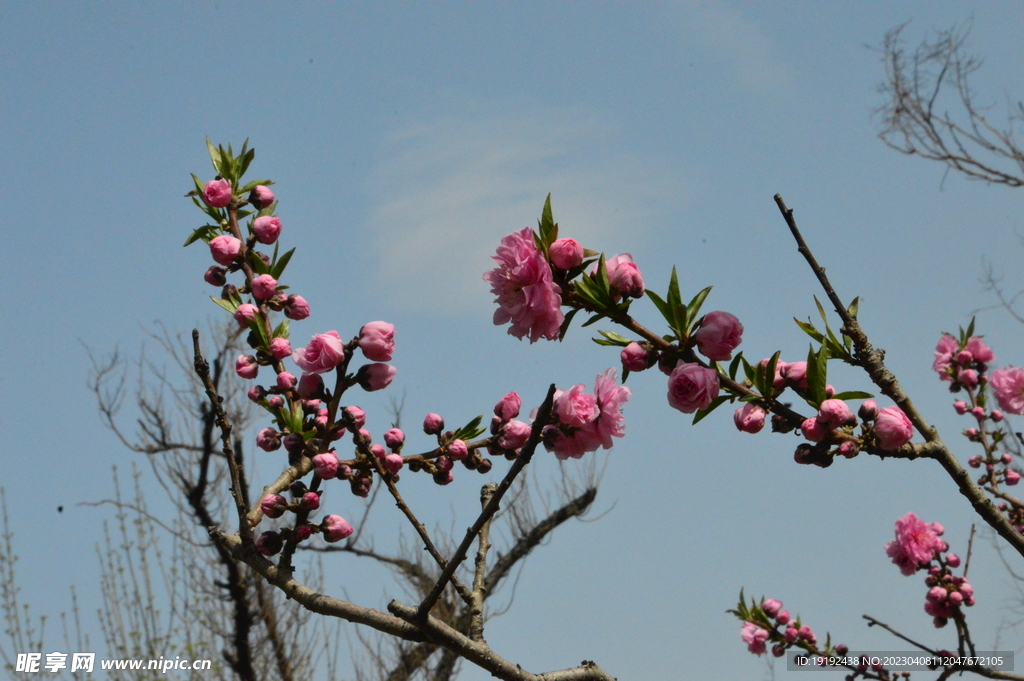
[4,2,1024,679]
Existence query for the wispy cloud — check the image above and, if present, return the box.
[362,100,689,315]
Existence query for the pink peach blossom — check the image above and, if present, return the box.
[990,366,1024,414]
[499,419,532,450]
[236,354,258,380]
[250,274,278,300]
[253,215,282,244]
[209,234,242,266]
[322,515,354,542]
[554,384,599,428]
[248,185,275,210]
[203,178,232,208]
[874,406,913,450]
[933,334,958,380]
[358,321,395,361]
[269,337,292,360]
[693,311,744,362]
[740,622,769,656]
[494,392,522,421]
[484,228,564,343]
[733,403,766,434]
[292,331,345,374]
[604,253,645,299]
[549,238,584,270]
[667,363,719,414]
[358,363,396,391]
[285,294,311,320]
[965,336,994,363]
[885,512,944,575]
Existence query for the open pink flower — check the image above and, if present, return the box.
[554,384,599,428]
[667,362,719,414]
[484,228,564,343]
[292,331,345,374]
[740,622,769,656]
[693,311,744,362]
[965,336,994,364]
[576,369,631,451]
[885,512,944,575]
[932,334,958,381]
[990,366,1024,414]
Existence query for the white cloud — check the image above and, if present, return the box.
[362,100,689,315]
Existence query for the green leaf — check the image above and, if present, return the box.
[728,352,744,380]
[245,316,269,350]
[249,250,270,275]
[814,296,829,326]
[646,290,674,328]
[210,296,240,314]
[741,356,756,383]
[846,296,859,319]
[239,178,275,194]
[539,194,554,243]
[271,247,295,279]
[763,351,781,394]
[666,266,682,315]
[190,173,206,196]
[673,304,688,341]
[238,147,256,180]
[685,286,713,331]
[965,316,976,340]
[558,308,579,341]
[206,138,222,174]
[581,313,605,328]
[692,395,730,425]
[183,225,220,247]
[595,254,611,297]
[597,330,631,346]
[272,320,290,340]
[831,390,873,400]
[805,344,828,407]
[451,415,485,442]
[794,318,824,343]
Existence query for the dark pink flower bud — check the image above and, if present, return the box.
[248,385,266,403]
[771,645,785,658]
[761,599,782,618]
[346,406,367,428]
[268,337,292,360]
[874,406,913,450]
[253,215,282,244]
[283,433,304,455]
[234,303,259,329]
[992,409,1005,422]
[801,417,827,443]
[358,428,372,443]
[604,254,645,298]
[358,321,395,362]
[204,266,227,286]
[297,373,324,400]
[621,342,652,372]
[1002,453,1013,464]
[775,610,790,625]
[256,531,283,556]
[248,185,276,210]
[448,439,469,461]
[384,428,405,449]
[423,413,445,435]
[781,361,809,390]
[499,419,532,450]
[312,452,339,479]
[203,178,233,208]
[264,395,281,409]
[494,392,522,421]
[276,371,297,390]
[294,524,312,540]
[260,494,288,518]
[250,274,278,300]
[693,311,744,362]
[256,427,281,452]
[383,453,404,474]
[953,400,968,415]
[733,403,766,434]
[1006,469,1021,485]
[358,363,397,392]
[818,399,855,428]
[434,470,454,485]
[300,492,320,511]
[209,234,242,266]
[236,354,259,380]
[284,294,311,320]
[369,444,386,459]
[549,238,584,270]
[321,515,354,542]
[955,350,974,366]
[959,369,979,388]
[857,400,877,422]
[667,363,720,414]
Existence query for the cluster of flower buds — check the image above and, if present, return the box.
[884,513,973,628]
[737,597,820,658]
[488,392,532,461]
[789,394,912,467]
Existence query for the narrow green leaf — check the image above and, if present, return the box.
[183,225,219,247]
[239,178,275,195]
[794,318,824,343]
[673,304,688,341]
[763,351,781,393]
[558,308,579,341]
[210,296,240,314]
[540,194,554,240]
[250,250,270,274]
[692,395,730,424]
[685,286,713,330]
[238,147,256,179]
[191,173,206,196]
[246,317,269,350]
[271,247,295,279]
[847,296,859,319]
[741,356,756,383]
[666,266,682,313]
[452,415,484,441]
[646,290,673,328]
[814,296,828,326]
[206,138,222,174]
[965,316,976,340]
[805,344,828,407]
[597,330,631,346]
[595,254,611,297]
[728,352,744,380]
[581,313,606,328]
[830,390,873,401]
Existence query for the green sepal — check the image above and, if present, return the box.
[271,247,295,280]
[621,367,630,382]
[830,390,873,401]
[184,225,221,247]
[210,296,240,314]
[451,415,486,442]
[692,395,730,425]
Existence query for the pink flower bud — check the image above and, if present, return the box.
[294,524,312,540]
[776,610,790,625]
[203,178,233,208]
[276,371,297,390]
[448,439,469,461]
[967,455,982,468]
[621,342,652,372]
[859,399,878,421]
[300,492,320,511]
[268,396,283,408]
[954,401,968,415]
[423,413,445,435]
[1006,469,1021,485]
[346,406,367,428]
[204,266,227,286]
[248,185,276,210]
[801,417,827,443]
[947,591,963,606]
[959,369,979,388]
[605,254,644,298]
[434,470,454,485]
[817,399,855,428]
[383,453,404,474]
[358,321,395,362]
[236,354,259,380]
[784,627,798,643]
[283,433,304,454]
[499,419,532,450]
[959,582,974,598]
[234,303,259,329]
[781,361,809,390]
[761,599,782,618]
[209,234,242,266]
[384,428,405,449]
[321,515,354,542]
[248,385,266,403]
[992,409,1005,422]
[292,331,345,374]
[256,427,281,452]
[269,337,292,360]
[369,444,386,459]
[798,625,816,644]
[312,452,339,479]
[927,586,948,602]
[260,494,288,518]
[874,406,913,450]
[965,427,979,438]
[693,311,744,362]
[946,553,961,568]
[733,403,766,434]
[358,363,397,391]
[549,238,584,270]
[494,392,522,421]
[284,294,311,320]
[253,215,282,244]
[297,373,323,400]
[667,362,720,414]
[256,531,283,556]
[838,440,860,458]
[250,274,278,301]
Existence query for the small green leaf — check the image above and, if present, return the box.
[741,356,756,383]
[685,286,713,331]
[728,352,744,380]
[814,296,828,326]
[539,194,554,241]
[597,330,631,346]
[666,266,682,314]
[206,138,222,174]
[246,316,269,350]
[805,344,828,407]
[794,318,824,343]
[451,415,485,442]
[183,225,220,247]
[581,313,606,328]
[646,290,673,328]
[210,296,240,314]
[238,147,256,179]
[763,351,781,393]
[558,308,579,341]
[271,247,295,279]
[249,250,270,274]
[847,296,859,319]
[831,390,873,400]
[692,395,730,424]
[272,320,290,340]
[965,316,976,340]
[673,304,688,341]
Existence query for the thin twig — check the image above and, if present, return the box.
[470,483,497,642]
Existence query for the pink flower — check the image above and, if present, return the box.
[554,384,599,428]
[321,515,354,542]
[384,428,405,449]
[605,253,645,298]
[203,178,233,208]
[885,512,944,575]
[256,427,281,452]
[276,372,296,390]
[733,403,766,434]
[958,369,979,388]
[346,406,367,428]
[292,331,345,374]
[781,361,809,389]
[693,311,744,362]
[620,342,651,372]
[248,185,275,210]
[761,599,783,618]
[933,334,958,380]
[236,354,259,380]
[740,622,769,656]
[990,366,1024,414]
[798,625,817,644]
[447,439,469,460]
[423,413,445,435]
[268,337,292,360]
[874,406,913,450]
[667,362,720,414]
[1006,469,1021,486]
[859,399,879,421]
[285,294,311,320]
[499,419,532,450]
[484,228,564,343]
[301,492,320,512]
[209,234,242,266]
[965,336,994,364]
[817,399,855,428]
[312,452,340,479]
[358,363,396,391]
[250,274,278,300]
[251,216,281,245]
[234,303,259,329]
[801,417,827,443]
[494,392,522,421]
[260,494,288,518]
[549,238,584,270]
[383,453,404,474]
[204,266,226,286]
[576,369,631,451]
[358,321,395,361]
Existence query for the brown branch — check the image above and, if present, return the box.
[470,483,497,642]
